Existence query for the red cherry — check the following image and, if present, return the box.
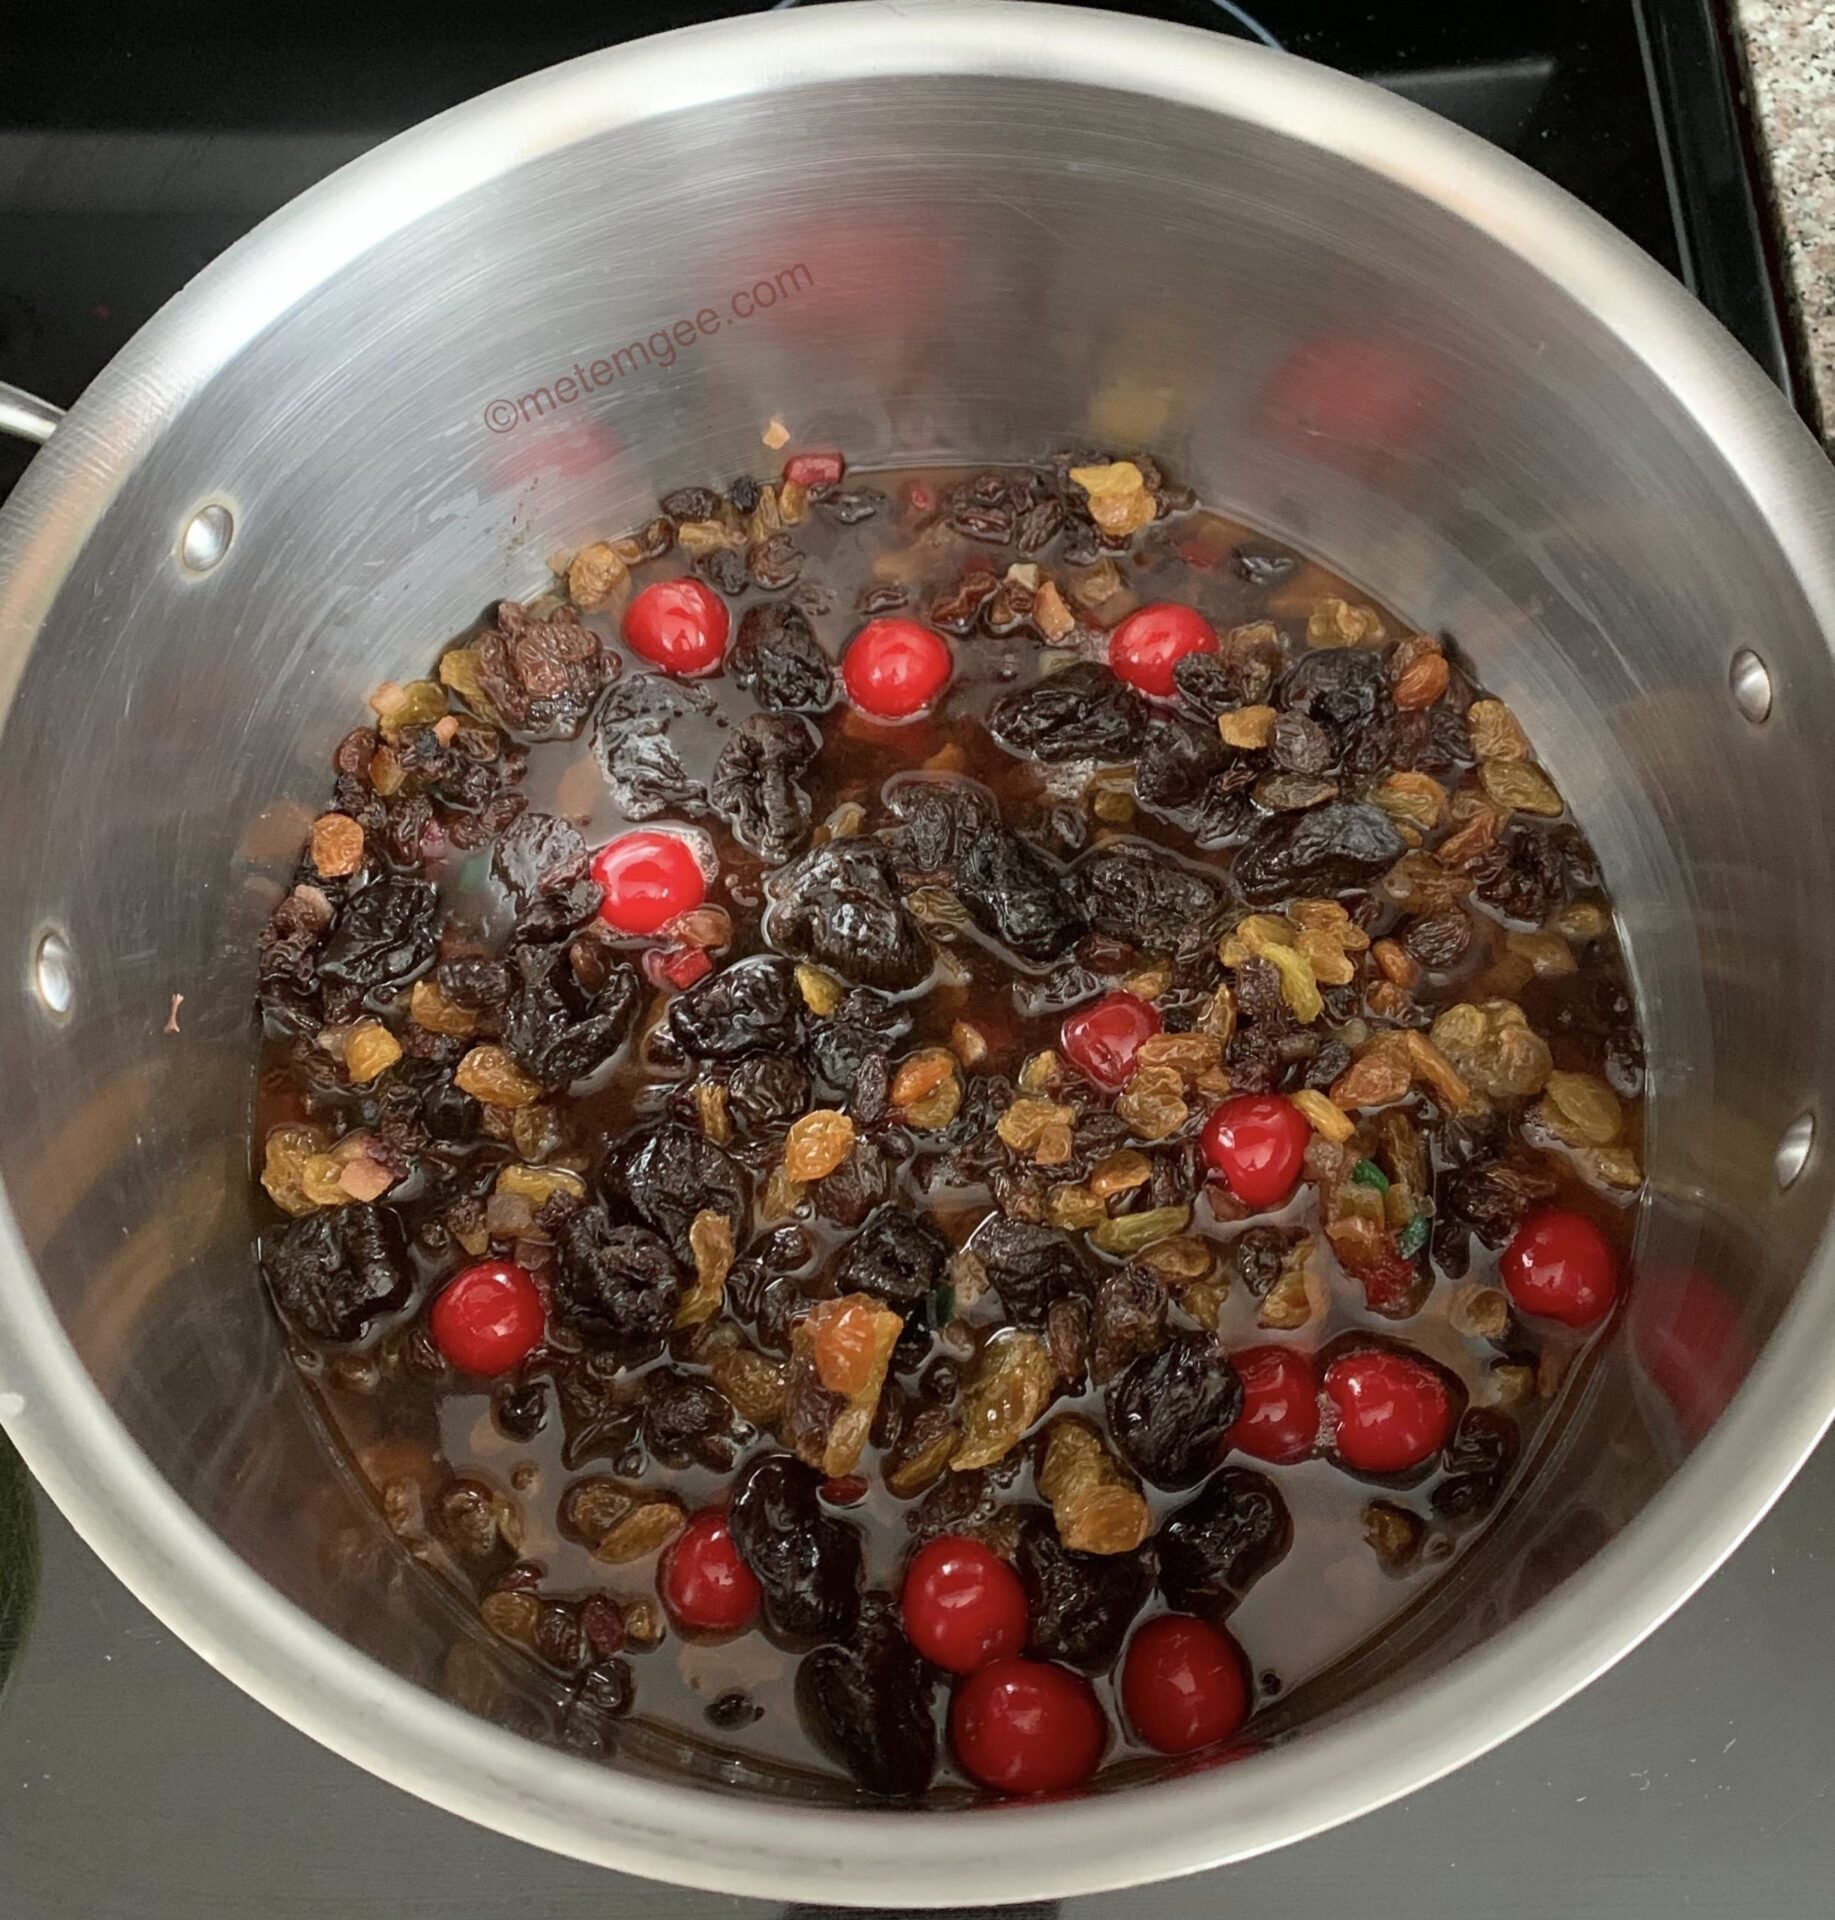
[622,576,730,676]
[1501,1207,1618,1329]
[1108,602,1219,698]
[1225,1346,1320,1464]
[949,1658,1106,1795]
[1060,992,1163,1090]
[429,1260,544,1376]
[658,1508,761,1636]
[841,617,953,720]
[784,449,845,487]
[1121,1615,1250,1754]
[901,1536,1029,1675]
[1201,1093,1311,1209]
[1322,1347,1454,1475]
[591,831,706,938]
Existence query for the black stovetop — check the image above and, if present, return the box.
[1,4,1823,1916]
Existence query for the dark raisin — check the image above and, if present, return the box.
[1304,1038,1353,1090]
[644,1369,745,1470]
[814,486,887,527]
[1280,646,1390,740]
[1016,496,1065,552]
[552,1205,683,1350]
[435,1479,506,1563]
[492,1378,548,1442]
[849,1050,891,1129]
[727,1453,864,1648]
[814,1145,890,1229]
[1233,803,1407,904]
[837,1205,953,1308]
[1402,911,1472,969]
[436,954,511,1011]
[1089,1267,1168,1384]
[797,1605,936,1798]
[560,1659,635,1753]
[948,501,1015,545]
[1232,547,1297,587]
[1431,1409,1520,1522]
[927,567,1001,634]
[1046,1296,1091,1387]
[710,714,820,860]
[660,485,723,521]
[552,1356,644,1470]
[766,842,932,992]
[1015,1509,1154,1673]
[968,1216,1095,1326]
[1157,1466,1293,1618]
[1439,1157,1556,1250]
[988,662,1147,763]
[534,1603,588,1672]
[747,534,805,592]
[316,875,438,997]
[957,829,1085,965]
[1472,826,1566,924]
[260,1205,409,1342]
[668,955,806,1060]
[857,582,909,616]
[591,675,714,820]
[693,546,750,596]
[803,988,912,1097]
[604,1122,748,1259]
[730,602,835,713]
[1074,840,1229,947]
[474,601,610,741]
[1107,1332,1243,1489]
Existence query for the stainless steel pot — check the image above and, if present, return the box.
[2,2,1833,1901]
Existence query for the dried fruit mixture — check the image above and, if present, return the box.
[253,450,1644,1797]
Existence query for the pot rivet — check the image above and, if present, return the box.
[181,502,234,573]
[1776,1112,1814,1191]
[33,929,73,1018]
[1730,648,1771,724]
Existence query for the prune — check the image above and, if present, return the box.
[552,1355,644,1469]
[710,714,819,861]
[316,875,438,996]
[729,602,835,712]
[815,1145,890,1229]
[1432,1408,1519,1522]
[475,600,610,741]
[591,675,712,820]
[798,1602,936,1799]
[957,829,1085,964]
[1107,1332,1243,1489]
[552,1205,683,1349]
[1015,1509,1154,1673]
[668,956,805,1061]
[260,1204,409,1342]
[643,1369,745,1471]
[967,1217,1094,1326]
[1272,711,1334,775]
[1089,1267,1168,1383]
[837,1205,952,1309]
[1157,1466,1293,1618]
[1134,714,1229,816]
[728,1053,812,1131]
[1074,841,1228,947]
[727,1453,864,1647]
[767,842,932,992]
[605,1123,748,1259]
[1403,911,1472,969]
[1233,803,1407,904]
[988,662,1147,763]
[502,940,639,1087]
[882,774,999,875]
[1280,646,1389,740]
[803,988,912,1097]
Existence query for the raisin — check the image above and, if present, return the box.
[591,675,713,820]
[988,662,1147,763]
[475,600,610,741]
[928,566,1001,633]
[814,1145,890,1229]
[727,1452,864,1647]
[1074,840,1228,947]
[1016,496,1065,552]
[552,1205,684,1351]
[643,1369,745,1470]
[730,601,835,712]
[706,1690,762,1731]
[660,485,723,521]
[502,940,639,1087]
[668,956,806,1060]
[957,829,1085,964]
[711,714,820,860]
[1439,1156,1555,1250]
[1232,547,1297,587]
[1472,826,1566,924]
[694,545,750,596]
[1431,1408,1520,1521]
[837,1205,952,1309]
[260,1204,409,1342]
[797,1603,936,1798]
[723,1054,809,1134]
[1157,1466,1293,1618]
[1107,1332,1243,1489]
[1272,710,1335,774]
[436,955,511,1012]
[493,1378,548,1442]
[560,1658,635,1753]
[968,1216,1094,1326]
[747,534,805,592]
[605,1123,748,1259]
[1089,1267,1168,1384]
[1015,1508,1154,1673]
[767,842,932,992]
[1403,911,1472,969]
[814,486,888,527]
[316,875,438,997]
[1233,803,1407,904]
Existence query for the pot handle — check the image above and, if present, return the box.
[0,382,64,447]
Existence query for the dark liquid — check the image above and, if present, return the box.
[256,464,1642,1790]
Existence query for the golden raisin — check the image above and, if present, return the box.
[1540,1070,1622,1147]
[949,1020,989,1067]
[1088,1149,1152,1197]
[495,1163,586,1211]
[1307,598,1384,648]
[1468,698,1531,761]
[596,1499,687,1565]
[1047,1184,1108,1232]
[567,541,630,610]
[891,1048,964,1129]
[345,1022,403,1084]
[1427,1001,1549,1100]
[794,964,844,1017]
[952,1330,1055,1471]
[410,977,478,1036]
[784,1110,856,1181]
[693,1079,733,1146]
[710,1349,789,1426]
[808,1293,903,1400]
[261,1123,333,1216]
[997,1095,1077,1156]
[455,1046,542,1108]
[1090,1205,1190,1256]
[1034,579,1075,639]
[1373,938,1422,988]
[310,812,364,879]
[1115,1065,1188,1141]
[1069,461,1156,536]
[1479,758,1564,818]
[1370,771,1447,832]
[1135,1032,1223,1080]
[1218,704,1278,749]
[1393,648,1450,710]
[1039,1416,1152,1555]
[1137,1235,1214,1285]
[677,1210,737,1326]
[1292,1088,1355,1144]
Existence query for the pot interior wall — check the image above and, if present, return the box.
[2,64,1831,1801]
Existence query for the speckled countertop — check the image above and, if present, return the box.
[1734,0,1835,447]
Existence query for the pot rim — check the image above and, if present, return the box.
[3,3,1835,1902]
